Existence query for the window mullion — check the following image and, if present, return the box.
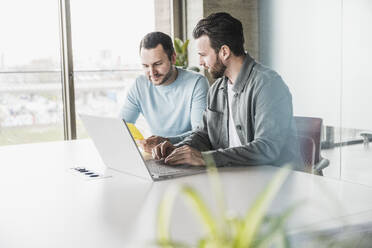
[58,0,76,140]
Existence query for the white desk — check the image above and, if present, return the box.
[1,139,372,247]
[322,143,372,187]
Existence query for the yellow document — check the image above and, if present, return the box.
[127,123,144,140]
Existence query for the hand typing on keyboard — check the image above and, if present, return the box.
[152,141,175,160]
[138,135,170,153]
[152,141,206,166]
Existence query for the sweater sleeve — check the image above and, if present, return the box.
[119,80,141,123]
[166,76,209,144]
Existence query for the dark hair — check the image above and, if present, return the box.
[193,12,245,56]
[139,32,175,61]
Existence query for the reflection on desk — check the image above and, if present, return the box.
[323,143,372,187]
[1,139,372,247]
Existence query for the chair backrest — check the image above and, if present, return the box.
[294,116,323,165]
[296,135,316,170]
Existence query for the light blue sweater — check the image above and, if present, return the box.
[119,68,209,143]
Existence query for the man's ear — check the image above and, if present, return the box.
[171,52,177,65]
[219,45,231,61]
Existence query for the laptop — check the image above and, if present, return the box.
[79,114,205,181]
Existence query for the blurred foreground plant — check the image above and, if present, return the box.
[155,155,297,248]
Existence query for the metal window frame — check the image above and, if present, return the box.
[58,0,76,140]
[57,0,179,140]
[171,0,187,40]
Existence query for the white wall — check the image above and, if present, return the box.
[260,0,372,131]
[259,0,342,128]
[342,0,372,130]
[260,0,372,184]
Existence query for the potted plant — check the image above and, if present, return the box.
[155,154,297,248]
[174,38,200,73]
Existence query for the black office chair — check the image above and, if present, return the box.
[294,116,330,176]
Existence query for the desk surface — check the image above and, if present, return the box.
[1,139,372,247]
[322,143,372,187]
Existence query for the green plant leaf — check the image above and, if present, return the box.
[181,186,219,241]
[174,38,182,54]
[157,184,219,247]
[174,37,190,67]
[254,203,299,248]
[156,163,294,248]
[181,39,189,54]
[157,186,180,244]
[202,153,229,239]
[154,240,190,248]
[233,166,291,248]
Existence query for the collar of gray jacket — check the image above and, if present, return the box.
[218,54,255,93]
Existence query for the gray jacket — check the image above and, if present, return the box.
[178,55,303,170]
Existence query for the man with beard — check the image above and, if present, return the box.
[152,12,303,171]
[120,32,209,152]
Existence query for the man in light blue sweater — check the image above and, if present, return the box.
[119,32,209,152]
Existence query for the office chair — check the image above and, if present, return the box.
[360,132,372,148]
[294,116,330,176]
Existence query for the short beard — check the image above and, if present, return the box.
[158,65,175,85]
[210,56,226,79]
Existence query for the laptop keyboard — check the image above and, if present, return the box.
[146,159,204,176]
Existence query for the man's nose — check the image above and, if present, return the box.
[199,57,205,67]
[149,66,156,76]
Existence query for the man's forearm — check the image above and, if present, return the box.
[166,131,193,144]
[177,130,212,151]
[201,137,298,168]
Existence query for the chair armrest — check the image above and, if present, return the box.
[360,132,372,147]
[360,132,372,139]
[314,157,330,172]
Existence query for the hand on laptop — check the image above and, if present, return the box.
[152,141,176,160]
[138,135,169,153]
[152,142,206,166]
[165,145,206,166]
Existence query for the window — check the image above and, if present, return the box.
[0,0,64,146]
[0,0,160,146]
[69,0,155,138]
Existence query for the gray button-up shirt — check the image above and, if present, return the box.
[179,55,303,170]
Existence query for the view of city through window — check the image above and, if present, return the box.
[0,0,155,146]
